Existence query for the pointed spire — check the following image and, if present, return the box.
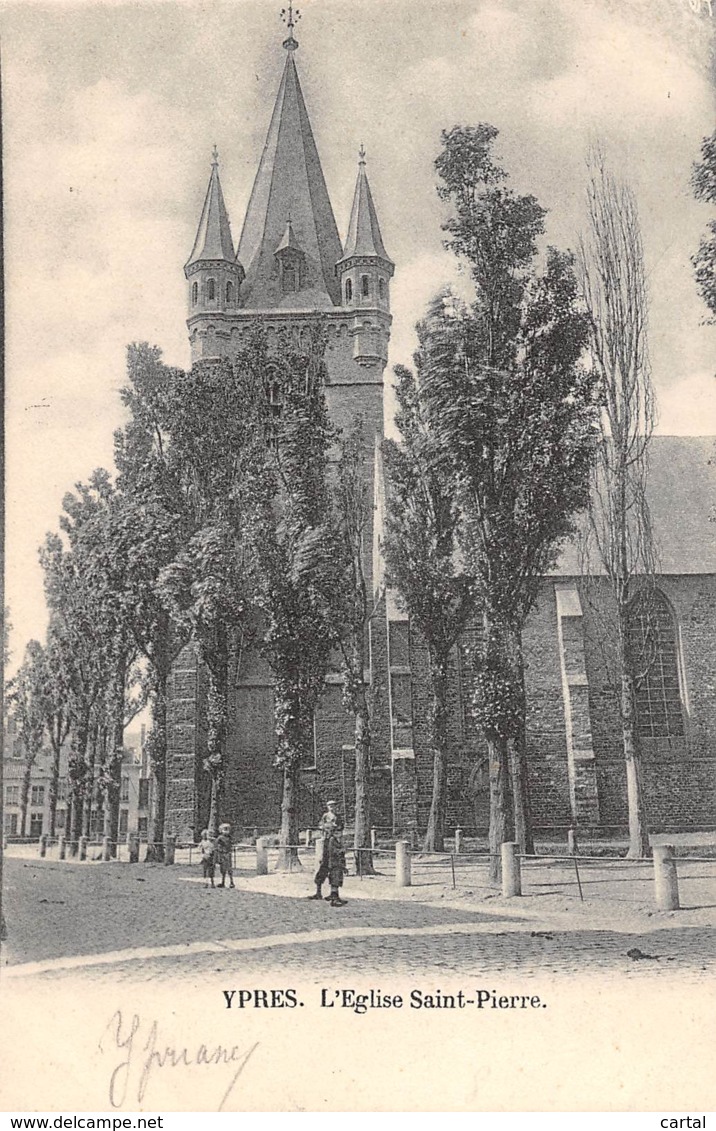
[275,217,303,255]
[236,50,343,308]
[185,148,236,269]
[338,148,393,269]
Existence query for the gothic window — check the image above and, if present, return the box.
[267,379,283,421]
[226,280,234,305]
[388,621,410,667]
[206,278,216,302]
[121,777,130,802]
[345,278,353,302]
[30,813,44,837]
[378,277,385,300]
[391,675,413,750]
[388,621,413,750]
[627,589,685,739]
[5,785,19,805]
[281,263,297,294]
[191,281,198,306]
[4,813,18,836]
[458,622,484,742]
[31,785,44,806]
[361,274,370,298]
[119,810,128,835]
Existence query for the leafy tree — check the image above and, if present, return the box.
[40,515,114,852]
[7,641,47,836]
[577,151,656,858]
[158,350,269,836]
[329,419,380,871]
[114,343,192,858]
[691,129,716,322]
[419,125,595,877]
[36,621,72,838]
[383,352,474,852]
[251,328,338,867]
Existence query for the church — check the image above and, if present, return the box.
[163,13,716,843]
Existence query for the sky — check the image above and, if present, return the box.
[3,0,715,663]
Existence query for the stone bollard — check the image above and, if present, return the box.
[256,837,269,876]
[454,827,463,854]
[314,836,325,869]
[39,834,48,858]
[128,833,140,864]
[370,827,377,850]
[102,836,112,862]
[58,835,66,861]
[567,828,578,855]
[164,834,176,865]
[501,841,522,897]
[395,840,412,887]
[79,835,89,862]
[653,845,680,911]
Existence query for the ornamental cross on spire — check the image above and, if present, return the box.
[212,144,219,167]
[359,144,366,166]
[280,2,301,50]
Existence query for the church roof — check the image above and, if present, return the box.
[236,51,343,308]
[551,436,716,576]
[185,152,236,269]
[376,436,716,585]
[274,218,303,255]
[338,151,393,268]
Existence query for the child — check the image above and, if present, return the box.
[199,829,215,889]
[308,824,346,907]
[216,823,235,889]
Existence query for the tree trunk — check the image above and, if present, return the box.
[277,759,301,870]
[621,662,650,858]
[505,631,534,855]
[68,709,91,855]
[102,656,125,858]
[353,688,375,875]
[487,733,514,884]
[82,722,98,839]
[48,732,62,839]
[145,673,168,863]
[20,761,32,838]
[423,653,451,853]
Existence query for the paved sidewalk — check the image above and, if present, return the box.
[2,846,715,983]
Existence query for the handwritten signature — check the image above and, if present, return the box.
[99,1011,260,1111]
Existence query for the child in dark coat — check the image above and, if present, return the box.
[199,829,215,889]
[216,823,235,888]
[308,825,347,907]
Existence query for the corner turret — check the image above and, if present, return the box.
[336,147,394,366]
[185,148,244,359]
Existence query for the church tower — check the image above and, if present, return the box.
[182,6,393,457]
[336,147,394,366]
[184,146,244,360]
[165,8,395,842]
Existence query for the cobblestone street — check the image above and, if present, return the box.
[3,849,715,984]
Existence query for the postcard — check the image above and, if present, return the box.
[1,0,715,1114]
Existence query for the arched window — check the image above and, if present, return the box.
[206,278,216,302]
[226,280,234,305]
[267,379,283,420]
[282,264,296,293]
[191,281,198,306]
[627,589,685,738]
[361,274,370,298]
[345,278,353,302]
[378,277,385,300]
